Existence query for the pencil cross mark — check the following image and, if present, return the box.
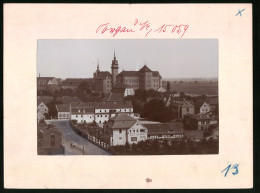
[236,9,245,16]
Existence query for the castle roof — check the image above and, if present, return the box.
[139,65,152,72]
[117,70,139,77]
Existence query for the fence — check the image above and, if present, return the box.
[69,121,112,154]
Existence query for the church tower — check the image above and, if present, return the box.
[111,50,119,87]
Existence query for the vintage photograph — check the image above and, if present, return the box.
[37,39,219,155]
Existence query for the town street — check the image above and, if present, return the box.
[46,120,111,155]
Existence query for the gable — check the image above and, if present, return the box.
[38,102,48,109]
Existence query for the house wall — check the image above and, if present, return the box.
[200,103,210,114]
[124,88,135,97]
[58,112,70,120]
[71,114,95,123]
[181,106,195,118]
[112,128,127,146]
[198,120,211,131]
[42,131,63,148]
[151,76,161,90]
[127,122,147,144]
[38,103,48,115]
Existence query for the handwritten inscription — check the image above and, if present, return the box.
[236,9,245,16]
[96,19,189,38]
[221,164,239,177]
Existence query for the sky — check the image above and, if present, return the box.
[37,39,218,79]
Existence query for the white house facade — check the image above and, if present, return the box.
[124,88,135,97]
[37,102,49,115]
[200,102,210,114]
[56,104,70,120]
[70,101,134,124]
[104,113,147,146]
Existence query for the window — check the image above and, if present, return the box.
[99,121,101,123]
[158,135,162,137]
[101,115,102,117]
[76,115,78,118]
[97,115,99,117]
[140,129,145,132]
[81,115,83,118]
[119,137,122,140]
[105,110,106,112]
[51,134,55,146]
[119,129,122,133]
[131,137,137,141]
[125,109,126,112]
[100,110,101,112]
[186,108,189,112]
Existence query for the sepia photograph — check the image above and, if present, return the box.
[4,3,253,189]
[37,39,219,155]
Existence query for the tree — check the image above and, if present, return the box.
[76,81,91,97]
[134,89,147,101]
[46,99,63,119]
[143,99,172,122]
[125,95,143,115]
[167,81,170,91]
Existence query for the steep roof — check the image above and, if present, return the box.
[103,93,124,102]
[61,78,94,86]
[139,65,152,72]
[94,101,133,109]
[37,96,53,106]
[152,71,161,77]
[71,102,95,114]
[96,71,111,78]
[206,96,218,105]
[108,113,137,129]
[117,70,139,77]
[144,122,183,135]
[56,104,70,112]
[56,96,82,104]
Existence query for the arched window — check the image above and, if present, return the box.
[51,134,55,146]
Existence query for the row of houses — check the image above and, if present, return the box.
[57,101,134,124]
[100,112,218,147]
[87,113,184,146]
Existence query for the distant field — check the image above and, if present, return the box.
[170,82,218,95]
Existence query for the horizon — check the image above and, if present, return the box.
[37,39,218,79]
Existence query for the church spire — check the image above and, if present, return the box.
[97,59,99,70]
[114,49,116,60]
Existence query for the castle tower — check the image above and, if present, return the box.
[111,49,119,87]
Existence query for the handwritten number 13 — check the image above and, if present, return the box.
[221,164,239,177]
